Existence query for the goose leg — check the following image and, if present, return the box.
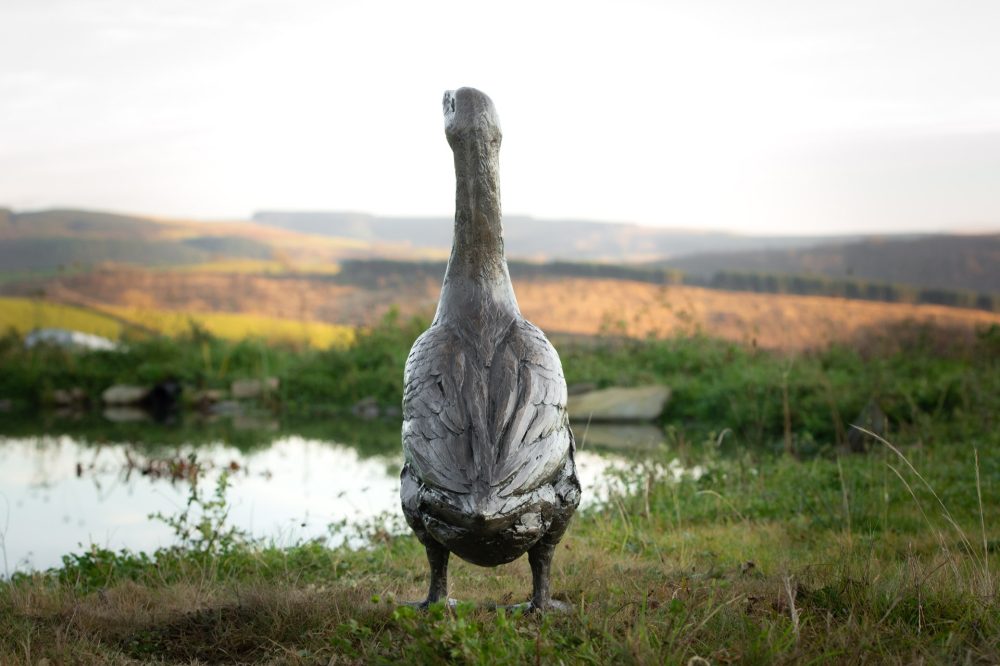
[422,541,450,607]
[528,541,555,610]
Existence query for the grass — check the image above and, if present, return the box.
[2,303,998,452]
[0,308,423,411]
[561,322,1000,453]
[0,431,997,663]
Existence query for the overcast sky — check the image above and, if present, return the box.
[1,0,998,234]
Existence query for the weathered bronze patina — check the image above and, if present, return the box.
[400,88,580,611]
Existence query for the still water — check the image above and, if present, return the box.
[0,417,651,573]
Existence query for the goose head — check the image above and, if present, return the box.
[443,87,502,150]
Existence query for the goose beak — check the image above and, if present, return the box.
[443,90,457,127]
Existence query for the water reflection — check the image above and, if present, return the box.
[0,433,635,574]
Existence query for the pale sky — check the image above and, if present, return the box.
[1,0,998,234]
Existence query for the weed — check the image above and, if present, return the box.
[148,456,250,557]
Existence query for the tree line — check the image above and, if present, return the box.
[701,271,998,312]
[328,260,999,313]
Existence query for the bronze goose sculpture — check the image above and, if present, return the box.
[400,87,580,611]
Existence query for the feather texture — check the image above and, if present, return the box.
[399,86,579,570]
[403,318,571,498]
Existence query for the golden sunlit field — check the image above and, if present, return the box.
[0,297,124,340]
[15,267,425,328]
[10,267,1000,351]
[515,279,1000,350]
[100,306,357,349]
[0,296,355,349]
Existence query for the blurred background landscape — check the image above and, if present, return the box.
[3,206,998,351]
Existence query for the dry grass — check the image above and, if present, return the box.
[514,278,1000,351]
[2,516,995,664]
[20,269,1000,352]
[32,268,413,328]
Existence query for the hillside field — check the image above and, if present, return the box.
[7,268,1000,351]
[0,297,124,340]
[0,297,354,349]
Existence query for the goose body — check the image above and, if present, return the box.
[400,88,580,609]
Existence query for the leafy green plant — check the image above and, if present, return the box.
[148,454,250,556]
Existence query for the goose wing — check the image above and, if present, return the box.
[402,325,474,494]
[402,320,572,497]
[487,320,572,497]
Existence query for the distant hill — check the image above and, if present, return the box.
[0,208,449,273]
[0,238,211,273]
[658,234,1000,294]
[4,208,997,301]
[0,209,275,273]
[251,211,859,262]
[0,208,168,241]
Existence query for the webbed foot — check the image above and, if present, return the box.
[529,598,573,613]
[505,598,573,614]
[402,597,459,610]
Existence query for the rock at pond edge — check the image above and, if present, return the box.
[567,385,670,422]
[101,384,150,405]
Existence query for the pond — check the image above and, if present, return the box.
[0,413,663,574]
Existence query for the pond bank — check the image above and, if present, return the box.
[3,316,999,455]
[2,438,997,664]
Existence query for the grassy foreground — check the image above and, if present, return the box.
[1,316,999,662]
[1,435,997,664]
